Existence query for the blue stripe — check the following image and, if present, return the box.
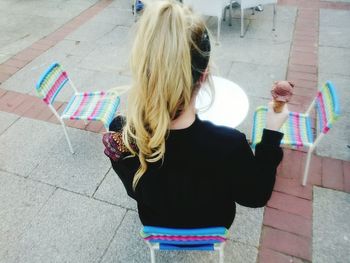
[288,112,296,146]
[326,81,340,117]
[36,62,60,90]
[143,226,227,236]
[252,106,267,149]
[104,96,120,129]
[305,116,313,144]
[159,244,215,251]
[149,240,221,245]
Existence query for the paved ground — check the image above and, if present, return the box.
[0,0,350,262]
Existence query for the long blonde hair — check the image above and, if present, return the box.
[123,0,211,189]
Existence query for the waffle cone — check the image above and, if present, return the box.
[273,100,285,113]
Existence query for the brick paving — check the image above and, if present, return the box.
[0,0,349,262]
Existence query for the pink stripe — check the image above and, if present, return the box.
[88,92,105,120]
[71,93,90,119]
[317,93,328,131]
[43,72,67,104]
[293,113,303,147]
[145,236,226,242]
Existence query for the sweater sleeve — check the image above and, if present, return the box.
[231,129,283,207]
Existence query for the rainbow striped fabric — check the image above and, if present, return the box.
[141,226,228,250]
[36,63,69,105]
[252,107,313,148]
[315,81,340,134]
[36,62,120,130]
[62,91,120,129]
[251,81,340,149]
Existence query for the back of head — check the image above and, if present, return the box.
[123,0,211,189]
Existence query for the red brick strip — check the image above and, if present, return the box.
[261,227,312,261]
[0,0,112,133]
[0,0,112,85]
[256,0,350,261]
[343,161,350,193]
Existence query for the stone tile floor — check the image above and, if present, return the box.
[0,0,350,262]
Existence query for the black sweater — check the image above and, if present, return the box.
[105,116,283,228]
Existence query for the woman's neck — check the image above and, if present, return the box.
[170,98,197,130]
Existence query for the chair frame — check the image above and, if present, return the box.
[36,63,119,154]
[145,240,225,263]
[232,0,277,37]
[141,226,228,263]
[252,81,340,186]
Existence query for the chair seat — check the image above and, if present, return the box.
[141,226,228,250]
[251,106,314,148]
[61,91,120,129]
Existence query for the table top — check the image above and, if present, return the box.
[196,76,249,128]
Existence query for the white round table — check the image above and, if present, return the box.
[196,76,249,128]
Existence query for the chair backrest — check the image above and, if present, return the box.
[141,226,228,251]
[36,62,73,105]
[315,81,340,134]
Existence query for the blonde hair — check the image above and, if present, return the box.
[123,0,211,189]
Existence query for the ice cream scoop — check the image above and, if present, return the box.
[271,80,294,112]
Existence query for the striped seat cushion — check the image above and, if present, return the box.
[61,91,120,129]
[252,106,313,148]
[141,226,228,247]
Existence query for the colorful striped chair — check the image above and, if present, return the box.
[251,81,340,186]
[35,62,120,154]
[141,226,228,263]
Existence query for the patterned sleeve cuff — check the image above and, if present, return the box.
[102,132,123,161]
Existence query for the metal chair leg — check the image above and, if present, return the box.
[302,148,314,186]
[60,119,74,154]
[240,8,244,37]
[229,1,233,26]
[272,4,276,31]
[219,246,224,263]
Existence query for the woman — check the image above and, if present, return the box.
[103,0,288,228]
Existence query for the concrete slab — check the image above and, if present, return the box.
[0,112,19,135]
[226,61,286,98]
[0,171,56,259]
[94,168,138,210]
[318,9,350,161]
[213,35,291,67]
[320,26,350,49]
[0,53,11,64]
[99,210,149,263]
[230,205,264,247]
[0,0,99,57]
[0,117,63,177]
[313,187,350,263]
[90,6,134,27]
[319,46,350,77]
[100,210,259,263]
[29,128,111,196]
[324,0,350,2]
[320,9,350,29]
[66,20,118,43]
[1,188,126,263]
[316,74,350,160]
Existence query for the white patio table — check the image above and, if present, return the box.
[196,76,249,128]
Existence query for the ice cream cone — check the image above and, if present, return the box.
[273,100,285,113]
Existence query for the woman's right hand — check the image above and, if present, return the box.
[265,101,289,131]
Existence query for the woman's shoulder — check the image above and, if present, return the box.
[109,115,126,132]
[198,119,246,141]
